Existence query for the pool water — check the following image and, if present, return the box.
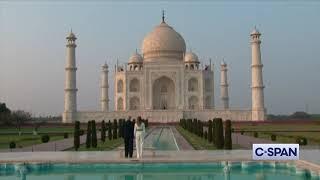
[144,127,178,150]
[0,162,317,180]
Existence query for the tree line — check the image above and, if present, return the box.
[73,118,149,150]
[179,118,232,150]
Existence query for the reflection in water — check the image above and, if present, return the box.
[0,163,308,180]
[65,175,75,180]
[124,175,134,180]
[144,127,178,150]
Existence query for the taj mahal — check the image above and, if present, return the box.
[62,14,266,123]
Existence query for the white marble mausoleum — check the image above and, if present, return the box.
[62,15,266,123]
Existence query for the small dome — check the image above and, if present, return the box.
[184,52,199,63]
[128,51,143,64]
[141,21,186,61]
[102,63,108,68]
[250,27,260,35]
[66,31,77,40]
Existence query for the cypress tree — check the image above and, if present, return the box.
[101,120,106,142]
[145,118,149,128]
[108,120,112,141]
[208,120,213,143]
[118,119,122,138]
[74,121,80,151]
[192,119,197,134]
[113,119,118,139]
[91,120,97,148]
[212,118,216,145]
[200,121,204,138]
[215,118,224,149]
[224,119,232,150]
[86,121,92,148]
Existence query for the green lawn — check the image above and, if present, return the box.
[0,134,66,149]
[176,126,217,150]
[0,127,74,134]
[236,123,320,145]
[0,127,74,149]
[66,138,123,151]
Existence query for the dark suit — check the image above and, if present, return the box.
[124,120,134,158]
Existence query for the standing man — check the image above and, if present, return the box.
[128,117,134,158]
[134,116,145,159]
[123,116,132,158]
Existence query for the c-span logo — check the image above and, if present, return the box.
[252,144,299,160]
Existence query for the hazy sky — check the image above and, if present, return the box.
[1,1,320,116]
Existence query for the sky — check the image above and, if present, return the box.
[0,1,320,116]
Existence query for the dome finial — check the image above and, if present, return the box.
[162,9,165,23]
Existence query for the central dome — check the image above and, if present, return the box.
[142,21,186,61]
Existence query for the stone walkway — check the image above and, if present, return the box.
[171,127,194,150]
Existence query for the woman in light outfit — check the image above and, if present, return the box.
[134,117,145,159]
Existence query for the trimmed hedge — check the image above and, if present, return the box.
[296,137,308,145]
[208,120,213,143]
[63,133,69,139]
[101,120,106,142]
[91,120,97,148]
[74,121,80,151]
[9,141,16,149]
[224,119,232,150]
[108,120,112,141]
[86,121,92,148]
[214,118,224,149]
[113,119,118,139]
[41,134,50,143]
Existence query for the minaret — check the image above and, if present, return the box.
[63,30,78,123]
[220,60,229,109]
[100,63,109,111]
[250,27,266,121]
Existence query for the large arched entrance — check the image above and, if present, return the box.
[152,76,175,110]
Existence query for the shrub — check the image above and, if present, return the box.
[253,132,258,138]
[9,141,16,149]
[271,134,276,141]
[145,119,149,128]
[224,119,232,150]
[113,119,118,139]
[208,120,213,143]
[86,121,92,148]
[74,121,80,151]
[200,121,204,137]
[214,118,224,149]
[108,120,112,140]
[41,134,50,143]
[240,131,244,135]
[118,119,123,138]
[63,133,69,139]
[296,137,308,145]
[212,119,216,145]
[91,120,97,148]
[79,129,84,136]
[101,120,106,142]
